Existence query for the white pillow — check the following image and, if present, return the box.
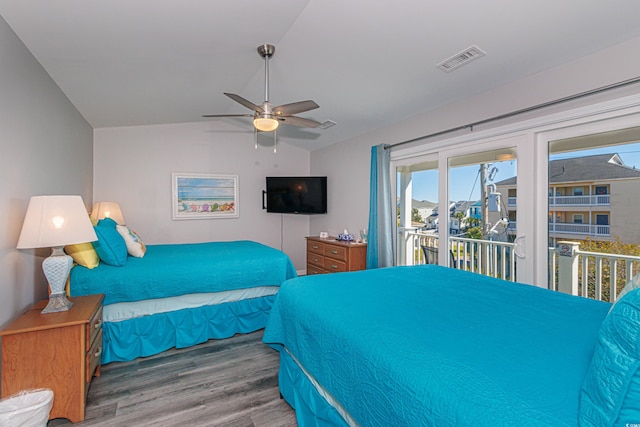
[116,225,147,258]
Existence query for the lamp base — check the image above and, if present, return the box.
[42,293,74,314]
[41,247,74,314]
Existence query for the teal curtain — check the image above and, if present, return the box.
[366,144,394,268]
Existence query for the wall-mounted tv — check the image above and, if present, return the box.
[265,176,327,214]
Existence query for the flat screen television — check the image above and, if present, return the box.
[265,176,327,214]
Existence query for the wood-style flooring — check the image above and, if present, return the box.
[48,330,297,427]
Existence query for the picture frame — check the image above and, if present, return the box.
[172,173,239,220]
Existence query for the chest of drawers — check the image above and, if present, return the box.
[306,236,367,274]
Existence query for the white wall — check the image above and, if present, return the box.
[310,35,640,241]
[93,122,311,270]
[0,16,93,330]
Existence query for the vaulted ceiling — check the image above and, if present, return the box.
[1,0,640,150]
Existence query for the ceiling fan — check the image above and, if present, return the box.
[203,44,321,141]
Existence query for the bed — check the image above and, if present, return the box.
[263,265,640,426]
[70,240,297,364]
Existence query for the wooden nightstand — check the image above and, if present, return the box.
[306,236,367,274]
[0,294,104,423]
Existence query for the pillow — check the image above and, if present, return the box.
[116,225,146,258]
[579,287,640,426]
[92,218,128,266]
[64,242,99,269]
[613,272,640,308]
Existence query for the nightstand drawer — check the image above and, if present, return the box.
[324,245,347,261]
[324,258,347,272]
[307,240,324,255]
[86,305,103,349]
[86,329,102,385]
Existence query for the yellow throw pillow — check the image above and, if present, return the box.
[65,242,99,269]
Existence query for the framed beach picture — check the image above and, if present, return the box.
[172,173,239,220]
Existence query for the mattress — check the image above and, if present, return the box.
[263,265,611,426]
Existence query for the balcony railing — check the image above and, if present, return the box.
[549,194,610,206]
[508,221,610,236]
[401,229,516,282]
[549,244,640,303]
[549,222,610,236]
[400,229,640,303]
[508,195,610,207]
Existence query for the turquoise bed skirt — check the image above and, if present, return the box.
[101,295,275,364]
[278,349,350,427]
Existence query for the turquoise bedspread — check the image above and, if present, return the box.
[263,265,611,426]
[70,240,297,305]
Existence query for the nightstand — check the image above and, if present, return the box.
[0,294,104,423]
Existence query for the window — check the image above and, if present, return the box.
[572,214,584,224]
[596,214,609,225]
[595,186,609,195]
[573,187,583,196]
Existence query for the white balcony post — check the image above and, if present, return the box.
[399,171,413,265]
[556,241,581,295]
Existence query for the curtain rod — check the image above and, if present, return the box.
[388,75,640,150]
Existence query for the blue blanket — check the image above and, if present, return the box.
[71,240,297,305]
[263,265,611,426]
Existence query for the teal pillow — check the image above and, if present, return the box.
[579,287,640,426]
[92,218,127,266]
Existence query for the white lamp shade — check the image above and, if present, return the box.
[17,195,97,249]
[91,201,125,225]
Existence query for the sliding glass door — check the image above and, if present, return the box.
[546,126,640,301]
[447,148,518,281]
[394,155,438,266]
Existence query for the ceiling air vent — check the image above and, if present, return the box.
[437,45,486,73]
[319,120,337,129]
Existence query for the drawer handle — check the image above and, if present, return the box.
[94,320,102,329]
[330,250,338,254]
[95,347,103,358]
[331,264,338,269]
[312,245,319,249]
[313,257,319,262]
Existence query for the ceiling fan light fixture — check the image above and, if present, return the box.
[254,116,279,132]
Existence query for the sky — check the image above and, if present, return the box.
[409,142,640,203]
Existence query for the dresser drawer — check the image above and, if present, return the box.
[324,258,347,272]
[308,253,325,267]
[307,240,325,255]
[307,264,328,275]
[86,329,102,385]
[324,245,347,261]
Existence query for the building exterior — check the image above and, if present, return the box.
[495,153,640,244]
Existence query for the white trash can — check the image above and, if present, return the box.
[0,389,53,427]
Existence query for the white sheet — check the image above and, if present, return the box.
[103,286,279,322]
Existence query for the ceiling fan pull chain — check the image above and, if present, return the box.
[254,127,258,150]
[273,129,277,153]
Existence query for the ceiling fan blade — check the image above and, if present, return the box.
[273,100,319,116]
[224,93,264,113]
[279,115,321,128]
[202,114,253,118]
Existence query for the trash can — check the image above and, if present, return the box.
[0,389,53,427]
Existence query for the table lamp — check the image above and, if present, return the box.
[17,195,98,314]
[91,201,125,225]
